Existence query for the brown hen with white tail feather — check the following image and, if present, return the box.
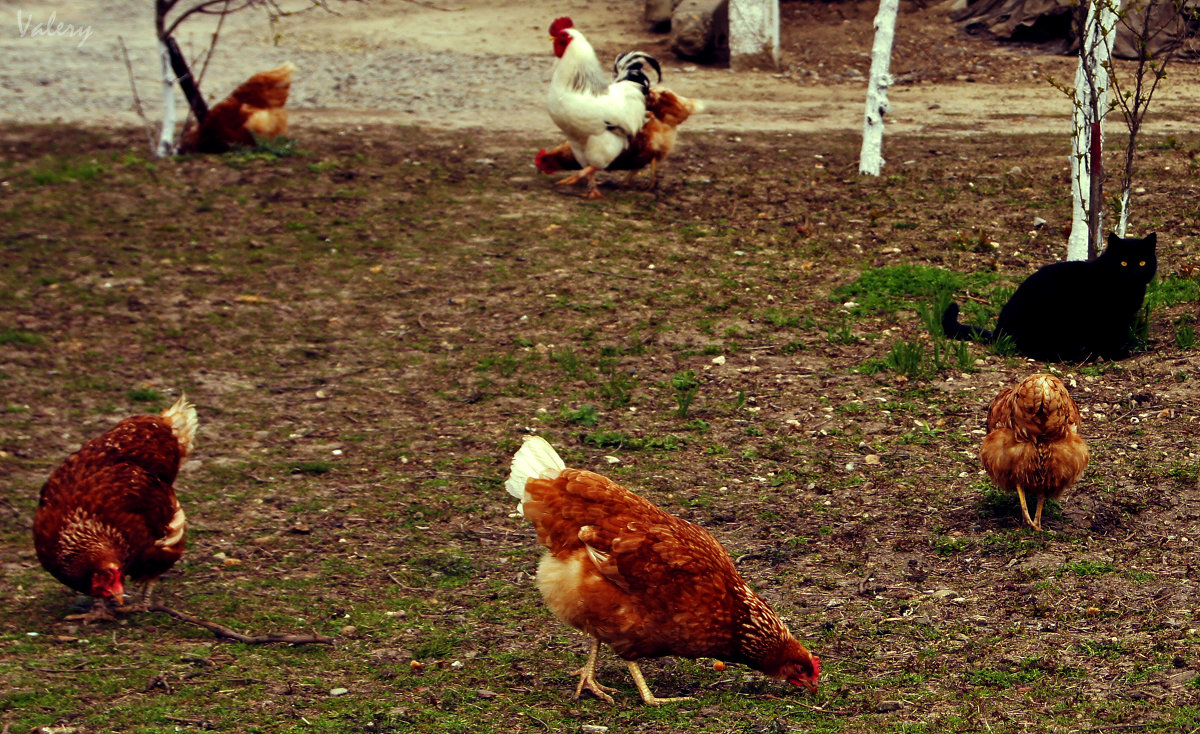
[33,395,196,620]
[505,436,819,706]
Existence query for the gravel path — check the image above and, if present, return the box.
[4,0,1199,138]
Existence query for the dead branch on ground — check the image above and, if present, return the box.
[149,603,336,645]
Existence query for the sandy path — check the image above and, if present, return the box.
[2,0,1198,137]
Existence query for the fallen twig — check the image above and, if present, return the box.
[400,0,465,10]
[584,268,644,281]
[164,716,211,727]
[148,603,335,645]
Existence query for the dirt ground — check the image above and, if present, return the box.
[4,2,1200,733]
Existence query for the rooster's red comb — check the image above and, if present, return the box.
[549,17,574,35]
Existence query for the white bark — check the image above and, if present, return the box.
[859,0,899,176]
[729,0,779,71]
[156,39,178,158]
[1067,0,1120,260]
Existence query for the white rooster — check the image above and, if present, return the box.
[546,17,661,198]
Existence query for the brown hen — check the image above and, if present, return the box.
[536,87,702,191]
[178,63,295,154]
[981,374,1088,531]
[33,396,196,621]
[505,436,819,706]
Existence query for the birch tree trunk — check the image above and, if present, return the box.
[859,0,899,176]
[729,0,780,71]
[155,39,178,157]
[1067,0,1120,260]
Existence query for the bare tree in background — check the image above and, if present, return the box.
[1064,0,1120,261]
[1104,0,1200,236]
[1056,0,1198,258]
[152,0,352,156]
[859,0,899,176]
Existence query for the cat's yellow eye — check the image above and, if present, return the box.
[1139,260,1146,266]
[1121,261,1128,266]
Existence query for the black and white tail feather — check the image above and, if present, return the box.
[613,51,662,93]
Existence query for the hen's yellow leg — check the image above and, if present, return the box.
[580,169,603,199]
[571,638,616,703]
[1032,495,1046,532]
[556,166,597,188]
[1016,486,1038,530]
[625,660,694,707]
[119,579,157,613]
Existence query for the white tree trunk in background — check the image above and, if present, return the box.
[729,0,779,71]
[1067,0,1119,260]
[156,39,178,157]
[859,0,898,176]
[1116,187,1130,237]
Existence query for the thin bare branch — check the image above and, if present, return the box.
[118,36,158,156]
[149,603,336,645]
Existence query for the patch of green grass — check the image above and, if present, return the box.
[932,535,972,556]
[1175,322,1196,349]
[0,328,43,346]
[126,387,164,402]
[477,351,519,377]
[582,431,682,451]
[291,460,333,475]
[671,370,700,418]
[1077,638,1127,659]
[558,403,600,426]
[965,667,1042,688]
[551,347,593,381]
[826,315,857,345]
[28,158,105,184]
[1058,560,1116,577]
[833,264,996,315]
[1145,274,1200,311]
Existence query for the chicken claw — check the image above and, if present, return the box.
[625,660,694,707]
[65,598,117,623]
[571,638,616,703]
[1016,485,1044,531]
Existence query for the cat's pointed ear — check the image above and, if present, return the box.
[1144,232,1157,248]
[1107,232,1121,248]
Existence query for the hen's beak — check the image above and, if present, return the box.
[790,678,818,694]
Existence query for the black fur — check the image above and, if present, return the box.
[942,232,1158,362]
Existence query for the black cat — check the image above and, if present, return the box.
[942,232,1158,362]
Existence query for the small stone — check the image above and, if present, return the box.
[876,701,903,712]
[341,625,358,637]
[476,689,498,698]
[329,687,349,696]
[580,726,609,734]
